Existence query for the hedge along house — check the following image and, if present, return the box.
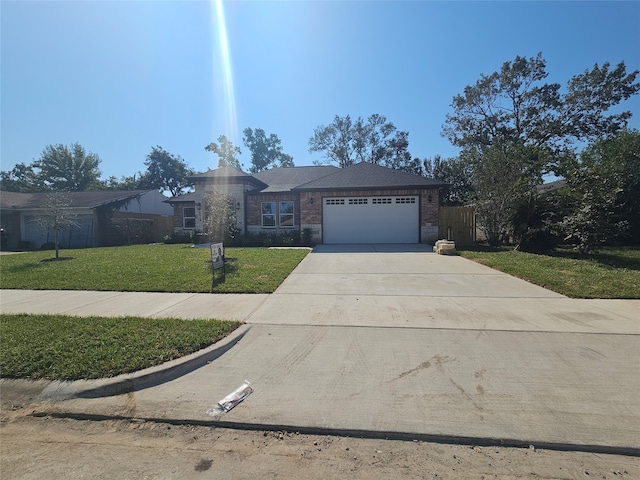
[168,162,445,244]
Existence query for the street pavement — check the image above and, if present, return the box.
[1,244,639,454]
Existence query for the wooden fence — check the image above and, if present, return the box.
[100,213,174,246]
[438,206,476,246]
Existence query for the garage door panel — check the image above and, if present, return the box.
[323,196,418,244]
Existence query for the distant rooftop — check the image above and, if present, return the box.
[0,190,152,209]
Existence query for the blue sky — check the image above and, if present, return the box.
[2,1,639,181]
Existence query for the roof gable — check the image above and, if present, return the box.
[251,166,339,193]
[190,165,267,189]
[190,165,251,180]
[163,192,197,203]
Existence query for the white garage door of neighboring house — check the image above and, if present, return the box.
[23,214,94,249]
[323,196,419,244]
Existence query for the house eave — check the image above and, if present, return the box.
[292,184,445,193]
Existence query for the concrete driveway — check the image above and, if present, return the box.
[34,244,640,453]
[249,244,636,334]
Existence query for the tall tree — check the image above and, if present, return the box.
[102,174,141,191]
[34,143,102,191]
[139,146,194,197]
[443,53,639,171]
[309,114,356,168]
[356,113,396,165]
[423,155,474,205]
[0,162,43,192]
[442,53,639,245]
[562,130,640,252]
[279,153,295,168]
[243,128,294,173]
[205,135,242,169]
[309,114,403,168]
[468,143,536,246]
[384,131,423,175]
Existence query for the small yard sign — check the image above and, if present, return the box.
[211,243,225,270]
[210,242,225,288]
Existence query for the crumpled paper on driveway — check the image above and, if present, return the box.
[206,380,254,416]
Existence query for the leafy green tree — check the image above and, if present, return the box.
[34,143,102,191]
[243,128,294,173]
[467,143,537,246]
[205,135,242,169]
[139,146,194,197]
[562,130,640,252]
[443,53,639,163]
[0,162,44,192]
[510,185,572,254]
[385,131,423,175]
[309,114,356,167]
[2,143,103,192]
[423,155,474,205]
[279,153,295,168]
[442,54,639,245]
[357,113,396,165]
[309,114,409,169]
[102,174,142,190]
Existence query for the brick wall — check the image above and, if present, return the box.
[171,202,195,233]
[245,192,300,235]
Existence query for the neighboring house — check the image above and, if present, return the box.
[166,163,445,244]
[0,190,174,249]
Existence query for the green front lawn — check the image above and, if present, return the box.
[458,246,640,298]
[0,313,241,380]
[0,245,309,293]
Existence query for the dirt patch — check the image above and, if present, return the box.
[1,407,637,479]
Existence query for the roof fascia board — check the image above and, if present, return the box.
[292,184,445,192]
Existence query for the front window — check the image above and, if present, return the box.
[261,202,276,227]
[279,201,294,227]
[183,207,195,229]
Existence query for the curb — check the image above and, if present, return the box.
[34,324,251,401]
[29,411,640,458]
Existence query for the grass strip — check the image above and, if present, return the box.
[0,313,241,380]
[0,245,309,293]
[458,246,640,299]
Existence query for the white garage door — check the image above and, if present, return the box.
[323,196,419,244]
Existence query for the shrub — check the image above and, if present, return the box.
[40,242,56,250]
[163,232,194,244]
[226,230,310,248]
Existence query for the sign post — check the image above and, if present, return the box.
[210,242,225,288]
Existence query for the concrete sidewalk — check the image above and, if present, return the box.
[2,246,639,453]
[39,323,639,453]
[0,289,268,321]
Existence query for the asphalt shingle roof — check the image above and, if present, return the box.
[190,165,253,180]
[0,190,153,209]
[251,166,339,193]
[293,162,445,191]
[187,162,443,194]
[163,192,197,203]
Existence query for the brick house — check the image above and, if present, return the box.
[166,162,444,244]
[0,190,174,249]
